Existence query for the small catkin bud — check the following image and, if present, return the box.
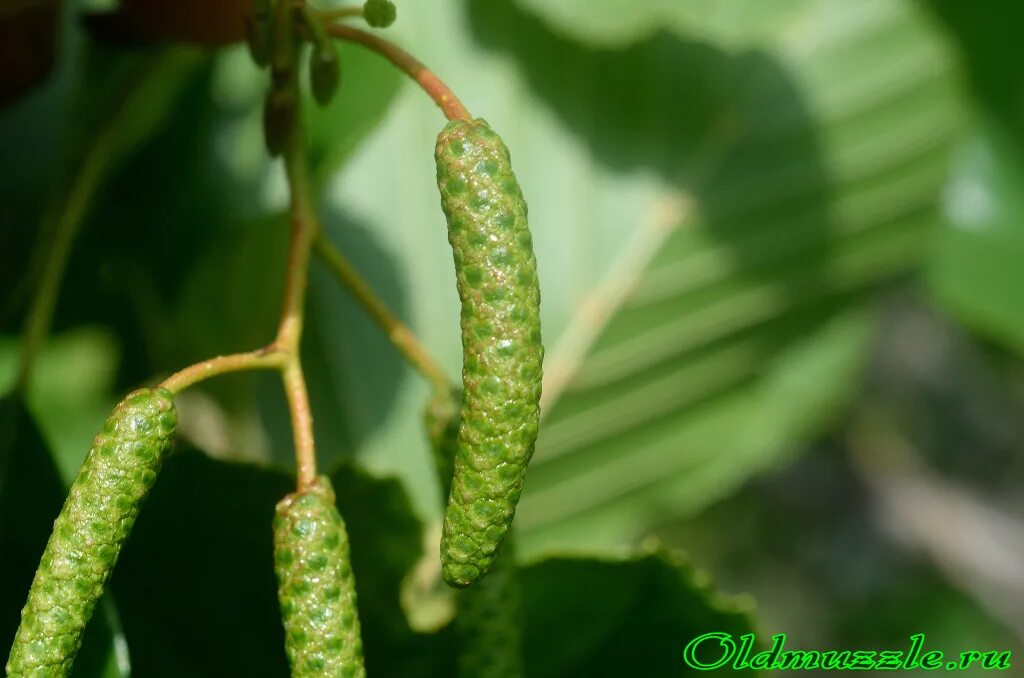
[263,87,297,157]
[310,43,340,106]
[363,0,397,28]
[274,476,365,678]
[6,388,177,677]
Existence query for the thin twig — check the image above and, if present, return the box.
[159,348,286,394]
[314,236,452,394]
[323,23,471,121]
[275,99,320,490]
[281,358,317,488]
[316,6,363,21]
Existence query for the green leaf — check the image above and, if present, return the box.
[74,45,207,170]
[521,549,757,677]
[111,449,449,677]
[927,118,1024,354]
[0,328,120,482]
[456,0,966,555]
[305,42,402,187]
[925,0,1024,148]
[510,0,811,48]
[241,0,964,549]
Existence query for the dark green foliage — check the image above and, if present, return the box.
[455,539,524,678]
[364,0,397,28]
[109,451,442,677]
[274,475,365,677]
[425,388,525,675]
[520,552,757,677]
[5,388,177,677]
[434,118,543,587]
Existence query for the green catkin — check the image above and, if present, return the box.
[424,389,525,677]
[6,388,177,677]
[274,476,365,678]
[434,118,543,588]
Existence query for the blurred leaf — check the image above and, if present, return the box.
[0,41,205,324]
[928,118,1024,354]
[519,310,873,554]
[312,0,964,531]
[305,43,402,187]
[112,449,449,677]
[456,0,966,555]
[925,0,1024,148]
[510,0,811,48]
[521,550,757,677]
[91,46,207,168]
[0,395,125,677]
[0,328,119,481]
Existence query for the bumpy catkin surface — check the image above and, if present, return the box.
[435,118,543,587]
[6,388,177,677]
[274,476,365,678]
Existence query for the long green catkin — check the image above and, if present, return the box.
[434,118,543,588]
[6,388,177,677]
[274,476,365,678]
[424,387,525,678]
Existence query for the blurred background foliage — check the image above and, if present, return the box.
[1,0,1023,675]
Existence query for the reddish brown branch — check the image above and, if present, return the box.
[324,23,471,121]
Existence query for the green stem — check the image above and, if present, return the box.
[159,348,286,394]
[314,236,451,394]
[276,94,320,491]
[316,7,364,21]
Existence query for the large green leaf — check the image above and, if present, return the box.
[300,0,965,553]
[111,449,445,677]
[511,0,811,48]
[925,0,1024,148]
[521,550,757,677]
[470,0,963,554]
[927,118,1024,354]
